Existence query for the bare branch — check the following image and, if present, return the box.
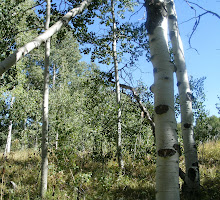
[183,1,220,49]
[187,1,220,19]
[110,80,155,136]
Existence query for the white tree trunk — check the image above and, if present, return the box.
[145,1,180,199]
[166,0,200,193]
[52,64,59,150]
[41,0,51,197]
[111,0,124,170]
[0,0,92,76]
[4,96,15,155]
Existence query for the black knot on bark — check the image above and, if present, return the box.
[168,15,177,20]
[184,123,191,128]
[186,92,194,101]
[169,30,175,39]
[153,68,157,73]
[155,105,169,114]
[177,81,181,86]
[173,144,181,156]
[188,168,197,182]
[158,148,176,157]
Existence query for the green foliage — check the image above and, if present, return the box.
[174,76,219,142]
[0,0,42,61]
[194,115,220,142]
[175,76,207,119]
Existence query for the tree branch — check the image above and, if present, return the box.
[183,0,220,49]
[110,81,155,136]
[0,0,92,76]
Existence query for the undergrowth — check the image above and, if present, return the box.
[0,140,219,199]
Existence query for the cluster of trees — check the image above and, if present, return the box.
[0,0,219,199]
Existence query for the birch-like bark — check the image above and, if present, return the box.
[52,64,59,149]
[0,0,92,76]
[166,0,200,193]
[4,97,15,155]
[40,0,50,197]
[111,0,124,170]
[145,0,179,199]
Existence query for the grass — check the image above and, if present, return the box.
[0,140,219,199]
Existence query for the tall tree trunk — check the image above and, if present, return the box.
[166,0,200,194]
[4,97,15,155]
[0,0,92,76]
[111,0,124,170]
[52,64,59,150]
[145,1,180,199]
[41,0,51,198]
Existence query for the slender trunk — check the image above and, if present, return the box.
[52,64,59,150]
[166,0,200,193]
[111,0,124,170]
[145,1,180,199]
[4,96,15,155]
[55,132,58,150]
[40,0,50,198]
[0,0,92,76]
[5,121,13,154]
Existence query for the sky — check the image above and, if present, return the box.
[174,0,220,117]
[53,0,220,117]
[130,0,220,117]
[96,0,220,117]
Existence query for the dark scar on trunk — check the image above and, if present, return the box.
[173,144,181,156]
[145,1,167,34]
[158,148,176,157]
[155,105,169,114]
[184,123,191,128]
[188,168,197,181]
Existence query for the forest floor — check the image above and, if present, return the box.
[0,140,219,200]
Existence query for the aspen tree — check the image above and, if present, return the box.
[166,0,200,193]
[111,0,124,170]
[4,96,15,155]
[145,0,180,199]
[40,0,50,197]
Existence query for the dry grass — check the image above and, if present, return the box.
[0,140,219,199]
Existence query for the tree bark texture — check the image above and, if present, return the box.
[145,0,180,199]
[166,0,200,193]
[111,0,124,170]
[40,0,51,198]
[0,0,92,76]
